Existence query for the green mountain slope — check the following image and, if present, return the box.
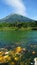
[0,14,34,23]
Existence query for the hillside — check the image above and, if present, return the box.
[0,14,33,23]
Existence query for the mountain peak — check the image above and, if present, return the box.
[0,14,33,23]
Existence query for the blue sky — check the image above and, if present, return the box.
[0,0,37,20]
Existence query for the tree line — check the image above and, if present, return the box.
[0,21,37,28]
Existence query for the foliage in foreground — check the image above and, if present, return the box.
[0,45,37,65]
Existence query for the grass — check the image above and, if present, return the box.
[0,27,32,31]
[0,27,17,31]
[0,27,37,31]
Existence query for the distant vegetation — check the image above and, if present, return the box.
[0,14,37,31]
[0,21,37,30]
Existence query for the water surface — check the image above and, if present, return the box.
[0,30,37,47]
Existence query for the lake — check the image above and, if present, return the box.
[0,30,37,48]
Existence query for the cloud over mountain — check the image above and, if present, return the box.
[3,0,26,16]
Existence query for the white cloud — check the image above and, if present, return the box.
[3,0,26,16]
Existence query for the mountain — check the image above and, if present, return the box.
[0,14,34,23]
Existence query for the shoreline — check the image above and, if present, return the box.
[0,27,37,31]
[0,27,36,31]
